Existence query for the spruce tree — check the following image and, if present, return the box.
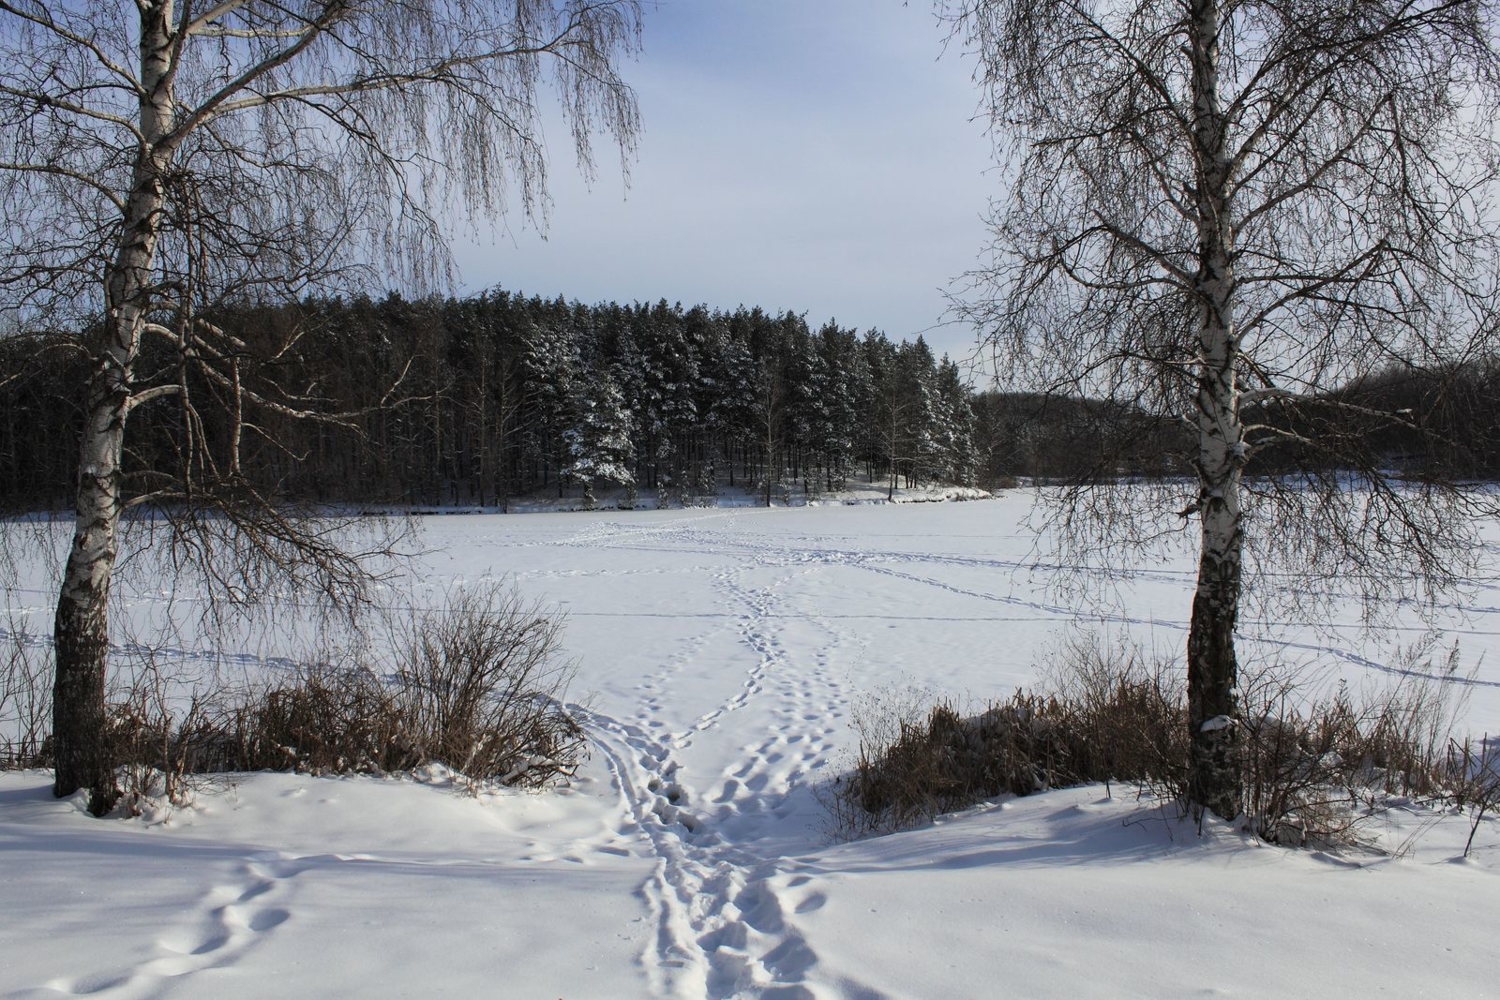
[562,364,635,509]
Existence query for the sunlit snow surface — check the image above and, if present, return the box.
[3,497,1498,998]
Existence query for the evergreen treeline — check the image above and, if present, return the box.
[10,290,1490,514]
[967,359,1500,486]
[0,291,980,511]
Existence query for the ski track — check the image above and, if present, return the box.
[552,514,1500,996]
[567,515,1500,686]
[856,563,1500,690]
[535,521,1500,624]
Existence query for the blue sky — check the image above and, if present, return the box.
[450,0,996,368]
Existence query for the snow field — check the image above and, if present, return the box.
[2,495,1499,998]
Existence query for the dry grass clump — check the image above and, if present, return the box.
[0,623,50,769]
[1447,734,1500,856]
[1,582,587,812]
[388,586,586,789]
[1237,645,1466,847]
[830,636,1183,836]
[831,632,1487,849]
[227,664,411,776]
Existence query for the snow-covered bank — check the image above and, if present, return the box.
[3,499,1498,998]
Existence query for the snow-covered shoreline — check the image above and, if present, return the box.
[400,480,996,516]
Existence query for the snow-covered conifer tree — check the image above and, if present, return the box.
[563,364,635,509]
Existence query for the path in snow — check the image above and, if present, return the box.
[551,514,874,997]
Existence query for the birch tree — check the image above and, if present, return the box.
[946,0,1500,819]
[0,0,642,812]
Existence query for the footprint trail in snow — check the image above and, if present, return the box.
[568,514,876,999]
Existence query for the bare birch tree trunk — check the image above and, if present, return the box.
[53,1,176,812]
[3,0,641,811]
[1184,0,1244,820]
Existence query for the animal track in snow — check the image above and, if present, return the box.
[37,856,307,999]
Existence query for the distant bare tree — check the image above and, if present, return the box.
[0,0,642,812]
[946,0,1500,819]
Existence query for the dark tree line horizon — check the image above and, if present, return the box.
[973,359,1500,487]
[1,289,983,512]
[4,287,1497,515]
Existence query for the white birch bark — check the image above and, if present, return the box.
[944,0,1500,825]
[1185,0,1243,820]
[52,0,177,810]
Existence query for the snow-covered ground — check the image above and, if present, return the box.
[3,496,1499,998]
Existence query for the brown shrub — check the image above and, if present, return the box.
[832,632,1473,848]
[0,624,50,769]
[3,582,588,809]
